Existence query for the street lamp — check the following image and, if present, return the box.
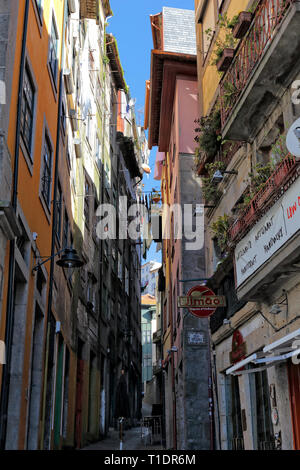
[211,169,238,184]
[32,247,85,274]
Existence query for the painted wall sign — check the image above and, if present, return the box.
[230,330,247,364]
[235,177,300,288]
[187,331,205,345]
[178,285,226,318]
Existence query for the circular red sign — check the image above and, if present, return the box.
[186,285,219,318]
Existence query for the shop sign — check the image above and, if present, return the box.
[235,178,300,288]
[178,285,226,318]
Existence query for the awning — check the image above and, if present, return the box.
[226,328,300,376]
[263,327,300,354]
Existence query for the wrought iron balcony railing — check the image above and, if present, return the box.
[229,154,300,243]
[153,329,161,343]
[220,0,296,131]
[196,141,244,176]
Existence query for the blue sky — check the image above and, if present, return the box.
[107,1,195,263]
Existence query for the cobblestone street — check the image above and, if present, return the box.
[81,425,163,451]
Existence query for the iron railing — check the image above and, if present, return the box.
[229,154,300,242]
[220,0,296,129]
[231,437,245,450]
[197,141,244,175]
[259,440,276,450]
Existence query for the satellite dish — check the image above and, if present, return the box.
[129,98,136,108]
[286,117,300,158]
[141,164,151,174]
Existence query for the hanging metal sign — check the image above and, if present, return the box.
[178,285,226,318]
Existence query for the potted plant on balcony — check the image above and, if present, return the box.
[194,109,222,173]
[194,109,222,156]
[202,161,227,206]
[210,213,231,253]
[222,80,239,109]
[230,12,253,39]
[206,14,239,72]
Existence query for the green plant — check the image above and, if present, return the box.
[227,14,239,30]
[194,146,204,167]
[248,161,275,193]
[202,161,227,205]
[205,14,239,66]
[210,213,231,252]
[194,109,222,159]
[222,80,239,108]
[103,55,110,65]
[248,1,259,14]
[270,133,288,163]
[237,161,276,213]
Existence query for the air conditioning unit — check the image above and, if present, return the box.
[63,68,74,94]
[69,108,78,132]
[74,138,82,158]
[67,0,76,14]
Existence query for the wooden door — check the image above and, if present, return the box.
[288,362,300,450]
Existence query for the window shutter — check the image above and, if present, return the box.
[80,0,97,20]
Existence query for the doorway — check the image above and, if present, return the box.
[288,361,300,449]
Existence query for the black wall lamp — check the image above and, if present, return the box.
[33,247,85,274]
[211,169,238,184]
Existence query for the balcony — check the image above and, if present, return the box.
[116,132,142,178]
[196,141,244,176]
[220,0,300,142]
[153,359,162,375]
[153,329,161,343]
[229,154,300,243]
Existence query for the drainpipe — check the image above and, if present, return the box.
[0,0,30,450]
[39,0,68,449]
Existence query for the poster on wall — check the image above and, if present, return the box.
[235,178,300,288]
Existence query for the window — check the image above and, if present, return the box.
[250,368,275,450]
[202,1,216,60]
[49,15,59,84]
[35,0,43,17]
[63,210,69,248]
[21,65,35,153]
[66,136,71,170]
[87,274,95,305]
[142,325,152,344]
[41,133,52,207]
[95,135,101,169]
[125,266,129,295]
[88,50,95,89]
[55,182,62,242]
[86,109,94,148]
[96,79,102,109]
[118,252,122,280]
[61,100,66,135]
[102,284,107,319]
[84,178,90,226]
